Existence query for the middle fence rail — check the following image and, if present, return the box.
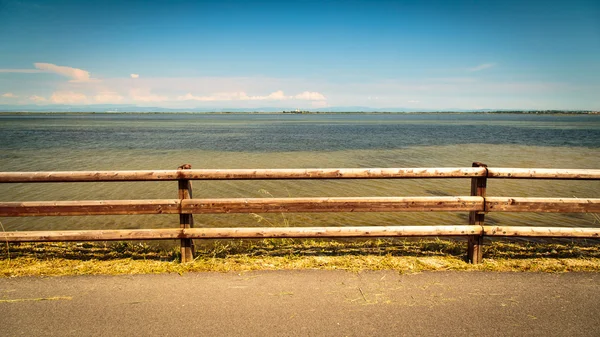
[1,164,599,263]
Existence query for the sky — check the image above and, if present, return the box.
[0,0,599,110]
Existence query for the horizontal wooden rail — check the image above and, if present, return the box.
[182,226,483,238]
[0,197,484,216]
[483,226,600,238]
[0,167,487,182]
[2,225,599,243]
[486,197,600,213]
[182,196,483,214]
[0,226,483,242]
[1,167,600,183]
[487,168,600,180]
[0,200,181,216]
[0,229,184,242]
[2,197,600,217]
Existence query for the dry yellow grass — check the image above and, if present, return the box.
[1,238,599,277]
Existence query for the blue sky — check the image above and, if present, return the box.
[0,0,598,110]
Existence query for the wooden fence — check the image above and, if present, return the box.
[1,163,599,263]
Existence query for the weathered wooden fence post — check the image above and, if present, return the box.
[468,162,487,264]
[178,164,195,262]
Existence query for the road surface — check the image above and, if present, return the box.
[1,270,599,336]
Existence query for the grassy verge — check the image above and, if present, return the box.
[1,238,600,277]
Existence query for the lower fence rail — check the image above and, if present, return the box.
[2,225,599,242]
[483,226,600,238]
[0,226,481,242]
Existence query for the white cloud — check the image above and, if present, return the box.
[178,90,326,102]
[29,95,47,102]
[251,90,287,100]
[8,70,590,109]
[0,63,96,82]
[130,74,139,79]
[130,89,168,102]
[132,94,169,102]
[177,93,204,101]
[468,63,497,72]
[1,92,17,98]
[177,91,279,101]
[311,100,329,108]
[94,92,124,103]
[50,91,88,104]
[0,69,42,73]
[34,63,94,82]
[178,92,247,101]
[407,100,420,103]
[294,91,326,100]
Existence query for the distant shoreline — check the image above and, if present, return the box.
[0,110,598,115]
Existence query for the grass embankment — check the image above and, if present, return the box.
[1,238,600,277]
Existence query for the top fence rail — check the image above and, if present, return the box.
[1,168,599,183]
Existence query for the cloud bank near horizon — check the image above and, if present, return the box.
[178,90,326,102]
[0,62,597,110]
[0,63,329,107]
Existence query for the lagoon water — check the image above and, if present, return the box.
[1,113,599,232]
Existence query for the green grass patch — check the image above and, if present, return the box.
[1,238,599,277]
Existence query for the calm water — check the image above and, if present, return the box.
[1,113,599,232]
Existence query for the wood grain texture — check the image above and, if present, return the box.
[177,165,195,263]
[0,167,486,182]
[0,200,181,216]
[2,167,598,183]
[486,197,600,213]
[4,225,599,242]
[468,162,487,264]
[0,226,483,242]
[484,226,600,238]
[181,196,484,214]
[182,225,482,238]
[487,168,600,180]
[0,229,183,242]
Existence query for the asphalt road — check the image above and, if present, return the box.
[1,271,599,336]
